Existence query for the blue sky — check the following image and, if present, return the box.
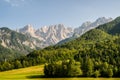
[0,0,120,29]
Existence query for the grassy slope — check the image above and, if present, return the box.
[0,65,44,80]
[0,65,120,80]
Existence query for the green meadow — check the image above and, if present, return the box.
[0,64,120,80]
[0,65,44,80]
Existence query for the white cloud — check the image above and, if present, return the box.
[4,0,26,7]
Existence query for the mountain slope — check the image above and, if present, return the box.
[0,27,38,61]
[97,16,120,35]
[80,29,111,41]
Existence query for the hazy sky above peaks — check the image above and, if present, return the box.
[0,0,120,29]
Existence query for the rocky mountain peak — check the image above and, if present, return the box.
[18,24,36,37]
[95,17,113,24]
[74,17,113,36]
[22,24,35,32]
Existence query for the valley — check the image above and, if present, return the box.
[1,16,120,78]
[1,0,120,79]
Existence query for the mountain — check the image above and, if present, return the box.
[18,24,74,48]
[74,17,113,37]
[0,27,38,61]
[0,27,35,50]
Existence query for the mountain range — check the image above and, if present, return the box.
[0,17,113,61]
[17,24,73,48]
[17,17,112,48]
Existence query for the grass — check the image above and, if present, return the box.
[0,65,44,80]
[0,64,120,80]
